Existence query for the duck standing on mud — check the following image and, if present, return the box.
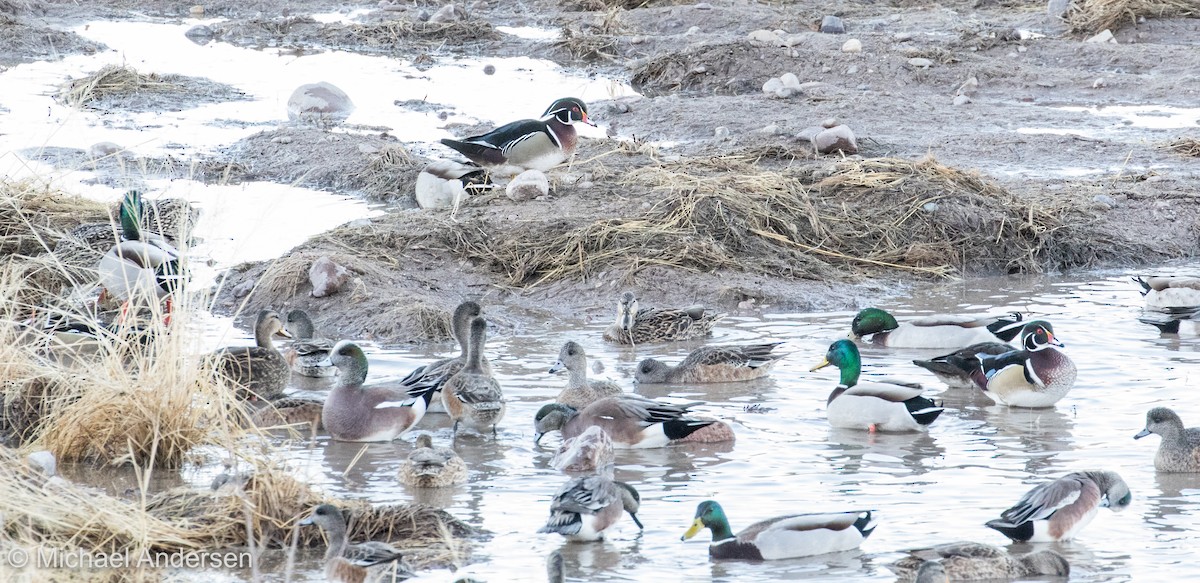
[439,97,594,173]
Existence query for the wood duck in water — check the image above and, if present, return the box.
[439,97,594,172]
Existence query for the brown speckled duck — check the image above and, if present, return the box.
[208,309,292,400]
[603,291,720,345]
[441,317,505,436]
[1135,407,1200,473]
[401,301,489,414]
[299,504,415,583]
[398,433,468,487]
[891,542,1070,582]
[635,342,784,384]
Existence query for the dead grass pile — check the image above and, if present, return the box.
[0,180,108,257]
[57,65,185,109]
[1065,0,1200,34]
[555,26,620,62]
[565,0,678,10]
[1163,137,1200,157]
[630,42,765,95]
[404,156,1140,285]
[360,301,454,342]
[352,144,427,201]
[325,17,499,48]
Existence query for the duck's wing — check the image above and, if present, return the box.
[977,348,1036,385]
[842,381,926,403]
[550,475,618,515]
[344,541,409,570]
[996,474,1096,526]
[683,342,785,368]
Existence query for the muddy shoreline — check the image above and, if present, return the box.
[3,0,1198,341]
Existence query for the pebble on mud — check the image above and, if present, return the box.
[812,125,859,155]
[1092,194,1118,209]
[1093,77,1107,88]
[310,256,351,298]
[748,29,784,46]
[506,169,549,202]
[714,126,730,138]
[232,278,256,299]
[695,2,713,9]
[953,95,971,106]
[1087,29,1117,44]
[821,118,838,129]
[429,4,469,23]
[841,39,862,53]
[89,142,123,158]
[483,64,496,75]
[908,57,933,68]
[762,73,802,99]
[819,16,845,34]
[956,76,979,96]
[189,4,204,17]
[287,82,355,124]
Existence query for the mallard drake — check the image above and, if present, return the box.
[551,425,615,473]
[440,97,594,173]
[401,301,489,414]
[534,394,735,448]
[538,474,643,541]
[208,309,292,400]
[850,308,1024,349]
[1135,276,1200,333]
[550,341,622,409]
[635,342,784,384]
[602,291,720,345]
[811,340,944,432]
[891,541,1070,581]
[415,160,493,211]
[398,433,468,487]
[1135,407,1200,473]
[973,321,1075,408]
[442,316,505,436]
[298,504,415,583]
[283,309,337,378]
[321,341,430,442]
[96,190,186,307]
[681,500,875,560]
[986,470,1131,542]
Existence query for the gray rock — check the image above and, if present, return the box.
[922,202,939,213]
[714,126,730,138]
[955,76,979,96]
[779,73,801,88]
[506,169,549,202]
[695,2,713,9]
[1046,0,1071,18]
[775,86,801,98]
[184,25,214,43]
[819,15,845,34]
[908,57,933,68]
[287,82,355,124]
[748,29,783,46]
[821,118,839,129]
[429,3,468,23]
[483,64,496,75]
[893,32,913,42]
[762,77,785,95]
[795,126,823,142]
[26,451,56,477]
[1093,194,1118,209]
[232,278,256,298]
[89,142,123,158]
[310,256,351,298]
[1086,29,1116,44]
[755,124,781,136]
[812,125,858,154]
[841,38,862,53]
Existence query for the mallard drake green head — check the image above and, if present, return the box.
[850,308,899,339]
[99,190,187,304]
[682,500,876,560]
[849,308,1024,349]
[811,339,943,431]
[810,339,862,387]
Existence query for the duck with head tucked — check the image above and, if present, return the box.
[635,342,784,384]
[535,394,735,448]
[550,341,623,409]
[1135,407,1200,473]
[283,309,337,378]
[811,339,943,432]
[398,433,468,487]
[603,291,720,345]
[322,340,431,442]
[850,308,1023,349]
[298,504,415,583]
[538,474,643,542]
[681,500,875,560]
[985,470,1131,542]
[442,316,505,437]
[400,301,489,414]
[1134,276,1200,333]
[208,309,292,400]
[440,97,594,173]
[551,425,615,473]
[891,541,1070,582]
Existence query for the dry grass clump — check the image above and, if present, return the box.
[1065,0,1200,34]
[0,180,108,256]
[57,65,185,109]
[352,144,427,201]
[361,302,454,341]
[630,42,764,95]
[424,156,1133,285]
[1163,137,1200,157]
[555,26,621,62]
[328,17,499,47]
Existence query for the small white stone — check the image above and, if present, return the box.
[310,256,351,298]
[953,95,971,106]
[686,26,700,35]
[821,118,838,129]
[1092,77,1107,88]
[755,124,780,135]
[846,65,858,74]
[762,77,784,95]
[841,38,862,53]
[1017,45,1027,52]
[775,86,801,98]
[1086,29,1117,44]
[780,72,801,88]
[506,169,550,202]
[748,29,783,46]
[1007,52,1019,58]
[893,32,913,42]
[694,1,712,8]
[908,57,933,68]
[714,126,730,138]
[922,202,939,212]
[956,76,979,96]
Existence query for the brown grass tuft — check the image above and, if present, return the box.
[352,144,427,201]
[327,17,499,47]
[555,26,621,62]
[57,65,186,109]
[0,180,109,257]
[1064,0,1200,34]
[1163,137,1200,157]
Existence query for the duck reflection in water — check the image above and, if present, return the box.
[824,429,944,477]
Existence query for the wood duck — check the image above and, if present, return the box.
[973,321,1076,408]
[439,97,594,172]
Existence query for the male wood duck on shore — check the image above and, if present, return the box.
[439,97,594,173]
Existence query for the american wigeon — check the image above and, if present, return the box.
[850,308,1024,349]
[602,292,720,345]
[400,301,489,414]
[551,425,615,473]
[208,309,293,400]
[534,394,735,448]
[321,341,429,442]
[1135,407,1200,473]
[442,317,505,436]
[538,475,643,541]
[549,341,622,409]
[283,309,337,378]
[811,340,944,432]
[299,504,415,583]
[1135,275,1200,333]
[635,342,785,384]
[891,541,1070,581]
[398,433,468,487]
[986,470,1131,542]
[681,500,875,560]
[972,321,1076,408]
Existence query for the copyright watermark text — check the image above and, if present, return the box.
[3,547,251,570]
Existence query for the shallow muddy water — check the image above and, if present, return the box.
[192,264,1200,582]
